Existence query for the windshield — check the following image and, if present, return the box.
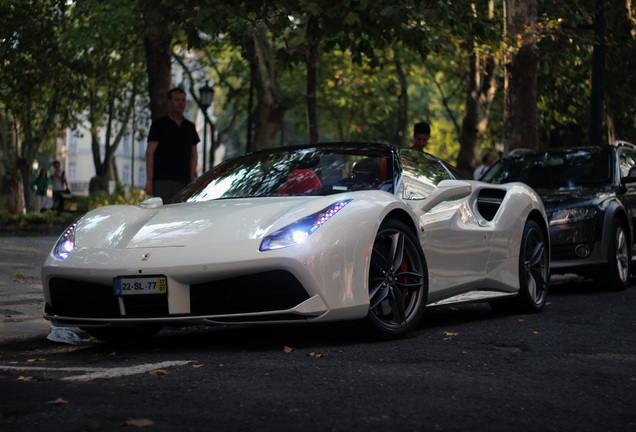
[172,145,396,203]
[481,149,612,189]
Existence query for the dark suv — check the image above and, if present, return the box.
[481,141,636,290]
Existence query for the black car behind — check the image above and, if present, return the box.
[481,141,636,290]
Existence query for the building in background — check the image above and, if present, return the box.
[58,91,212,196]
[55,51,218,196]
[61,125,149,196]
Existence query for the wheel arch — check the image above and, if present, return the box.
[379,207,428,285]
[381,208,420,237]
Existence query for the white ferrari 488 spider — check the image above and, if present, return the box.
[42,143,550,341]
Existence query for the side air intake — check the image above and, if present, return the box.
[476,189,506,221]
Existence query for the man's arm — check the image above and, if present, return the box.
[190,145,198,180]
[145,141,158,195]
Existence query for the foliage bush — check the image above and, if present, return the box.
[0,209,77,234]
[0,188,147,234]
[74,188,147,214]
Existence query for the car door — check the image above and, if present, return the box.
[400,152,492,301]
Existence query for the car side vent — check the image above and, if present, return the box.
[476,189,507,221]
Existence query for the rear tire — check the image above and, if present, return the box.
[365,219,428,338]
[491,219,548,313]
[516,219,549,312]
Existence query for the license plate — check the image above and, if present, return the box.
[114,276,167,296]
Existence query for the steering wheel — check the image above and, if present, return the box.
[337,177,373,190]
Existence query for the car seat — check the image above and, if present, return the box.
[275,169,323,195]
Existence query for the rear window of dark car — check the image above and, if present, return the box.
[481,149,612,189]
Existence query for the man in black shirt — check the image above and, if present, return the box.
[145,88,200,202]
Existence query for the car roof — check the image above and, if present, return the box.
[505,146,609,158]
[503,141,636,160]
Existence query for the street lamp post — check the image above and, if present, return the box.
[199,82,215,173]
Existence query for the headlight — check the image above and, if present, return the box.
[550,207,593,226]
[53,223,77,260]
[260,200,351,251]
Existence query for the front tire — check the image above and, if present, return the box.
[365,219,428,338]
[601,218,630,291]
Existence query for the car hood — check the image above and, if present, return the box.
[534,185,616,213]
[73,196,348,250]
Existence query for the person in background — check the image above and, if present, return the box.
[30,168,49,213]
[474,152,496,180]
[145,88,200,202]
[50,160,68,211]
[411,122,430,152]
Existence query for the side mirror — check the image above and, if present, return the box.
[140,197,164,208]
[419,180,472,213]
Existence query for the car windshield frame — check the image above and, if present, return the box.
[481,148,613,190]
[171,143,399,203]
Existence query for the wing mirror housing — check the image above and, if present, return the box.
[621,175,636,185]
[140,197,164,208]
[419,180,472,213]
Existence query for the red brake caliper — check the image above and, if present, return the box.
[400,259,409,303]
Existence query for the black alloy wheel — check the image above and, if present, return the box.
[491,219,549,313]
[517,219,549,312]
[366,219,428,338]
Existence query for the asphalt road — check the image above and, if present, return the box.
[0,236,55,344]
[0,255,636,432]
[0,247,635,432]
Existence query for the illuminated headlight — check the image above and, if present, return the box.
[53,223,77,260]
[260,200,351,251]
[550,207,593,226]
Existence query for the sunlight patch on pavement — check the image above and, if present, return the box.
[0,360,194,382]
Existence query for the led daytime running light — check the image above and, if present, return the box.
[54,223,76,260]
[260,200,351,251]
[313,200,349,230]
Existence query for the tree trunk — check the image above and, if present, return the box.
[249,23,287,151]
[88,88,104,188]
[306,15,321,145]
[0,110,23,213]
[20,89,59,212]
[503,0,538,153]
[17,157,33,213]
[394,47,409,149]
[142,1,172,121]
[589,0,606,146]
[604,0,636,144]
[104,86,137,186]
[456,1,499,175]
[456,53,498,175]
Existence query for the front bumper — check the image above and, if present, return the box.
[43,269,331,326]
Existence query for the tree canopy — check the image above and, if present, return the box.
[1,0,634,211]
